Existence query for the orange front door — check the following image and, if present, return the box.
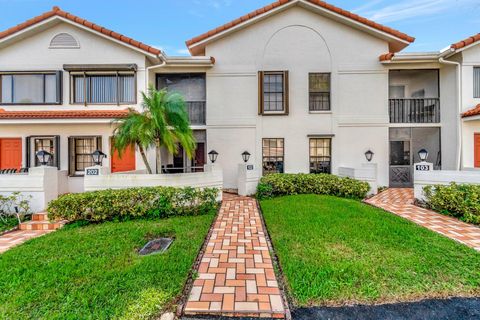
[111,143,136,173]
[0,138,22,170]
[475,134,480,168]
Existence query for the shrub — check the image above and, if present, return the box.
[424,183,480,225]
[256,173,370,200]
[47,186,219,223]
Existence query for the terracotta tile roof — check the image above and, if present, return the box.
[462,104,480,118]
[186,0,415,49]
[0,6,161,55]
[451,33,480,50]
[379,52,394,61]
[0,109,129,120]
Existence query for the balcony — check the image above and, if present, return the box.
[186,101,206,125]
[389,98,440,123]
[389,69,440,124]
[157,73,206,126]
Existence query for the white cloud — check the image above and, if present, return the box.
[356,0,478,23]
[176,49,191,55]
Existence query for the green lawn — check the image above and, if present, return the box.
[0,213,214,319]
[260,195,480,306]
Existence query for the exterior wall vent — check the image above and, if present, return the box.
[49,33,80,49]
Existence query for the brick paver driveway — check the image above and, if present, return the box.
[366,188,480,251]
[184,193,287,318]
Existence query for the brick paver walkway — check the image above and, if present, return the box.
[0,229,52,254]
[366,188,480,251]
[184,193,286,318]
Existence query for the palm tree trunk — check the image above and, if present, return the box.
[155,140,162,174]
[137,144,152,174]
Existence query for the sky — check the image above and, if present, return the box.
[0,0,479,55]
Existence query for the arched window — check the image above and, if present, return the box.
[49,33,79,48]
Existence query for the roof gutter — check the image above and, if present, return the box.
[439,56,462,170]
[145,55,167,92]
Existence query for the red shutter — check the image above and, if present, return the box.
[475,134,480,168]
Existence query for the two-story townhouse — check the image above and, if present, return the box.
[0,0,477,194]
[0,7,212,193]
[185,0,434,189]
[382,33,480,175]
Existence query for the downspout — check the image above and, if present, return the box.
[145,54,167,90]
[439,55,462,170]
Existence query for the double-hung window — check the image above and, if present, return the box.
[309,73,330,111]
[26,136,60,168]
[72,72,135,105]
[68,136,102,176]
[309,138,331,174]
[0,72,62,104]
[474,67,480,98]
[258,71,289,115]
[262,138,284,174]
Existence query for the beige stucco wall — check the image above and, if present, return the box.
[204,6,394,188]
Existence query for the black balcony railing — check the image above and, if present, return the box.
[186,101,206,125]
[389,98,440,123]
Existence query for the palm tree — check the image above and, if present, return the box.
[112,87,196,174]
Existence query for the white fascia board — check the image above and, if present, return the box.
[164,56,214,67]
[463,115,480,122]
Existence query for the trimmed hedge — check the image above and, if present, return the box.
[424,183,480,225]
[47,186,219,223]
[256,173,370,200]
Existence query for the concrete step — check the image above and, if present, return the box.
[19,220,67,231]
[32,212,49,221]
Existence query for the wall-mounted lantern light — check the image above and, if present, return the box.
[242,151,251,163]
[91,150,107,166]
[208,150,219,163]
[36,150,52,166]
[418,149,429,162]
[364,150,374,162]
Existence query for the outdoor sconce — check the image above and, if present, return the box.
[36,150,52,166]
[208,150,219,163]
[364,150,374,162]
[418,149,429,162]
[242,151,251,163]
[91,150,107,166]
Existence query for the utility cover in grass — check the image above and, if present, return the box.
[139,238,173,255]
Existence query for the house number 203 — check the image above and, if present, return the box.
[415,165,430,171]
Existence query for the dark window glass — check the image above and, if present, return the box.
[262,138,284,174]
[309,73,330,111]
[34,138,55,167]
[157,73,206,125]
[390,141,410,165]
[73,137,99,172]
[309,138,331,174]
[72,73,135,104]
[263,73,284,112]
[1,73,60,104]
